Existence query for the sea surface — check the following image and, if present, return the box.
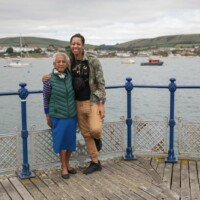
[0,56,200,134]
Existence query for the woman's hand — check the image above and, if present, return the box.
[98,103,105,119]
[46,114,52,128]
[42,74,51,82]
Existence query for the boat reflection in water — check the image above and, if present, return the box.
[141,58,164,66]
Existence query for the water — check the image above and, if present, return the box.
[0,56,200,134]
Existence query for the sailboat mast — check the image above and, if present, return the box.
[20,35,22,58]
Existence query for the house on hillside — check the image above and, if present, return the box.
[47,45,57,52]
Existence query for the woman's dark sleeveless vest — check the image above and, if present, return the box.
[49,71,76,118]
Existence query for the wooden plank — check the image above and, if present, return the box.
[0,181,11,200]
[9,177,34,200]
[150,158,159,171]
[180,160,190,200]
[20,178,47,200]
[121,160,154,182]
[29,174,58,200]
[104,167,148,200]
[171,161,181,196]
[197,161,200,190]
[189,161,200,200]
[99,164,154,200]
[118,160,160,187]
[107,161,166,199]
[163,163,173,189]
[67,171,103,200]
[75,164,126,200]
[117,160,156,185]
[138,157,179,200]
[37,170,68,200]
[3,158,200,200]
[121,167,171,199]
[84,166,130,200]
[134,158,150,170]
[123,159,151,176]
[0,179,22,200]
[156,158,165,179]
[57,170,97,200]
[43,169,83,200]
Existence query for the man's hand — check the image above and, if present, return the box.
[98,103,105,119]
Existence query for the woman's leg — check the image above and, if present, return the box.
[60,150,68,174]
[66,150,72,169]
[65,150,77,174]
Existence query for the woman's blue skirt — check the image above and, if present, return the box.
[50,116,77,154]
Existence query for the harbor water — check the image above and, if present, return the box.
[0,56,200,134]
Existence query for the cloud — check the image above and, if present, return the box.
[0,0,200,45]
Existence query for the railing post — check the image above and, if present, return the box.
[16,83,35,179]
[123,77,136,160]
[165,78,178,163]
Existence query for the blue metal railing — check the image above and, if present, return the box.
[1,77,200,179]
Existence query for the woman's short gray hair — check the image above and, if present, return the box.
[52,52,70,65]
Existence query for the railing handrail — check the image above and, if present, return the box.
[1,84,200,96]
[1,77,200,179]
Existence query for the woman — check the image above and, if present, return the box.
[69,33,106,175]
[43,52,77,179]
[43,34,106,175]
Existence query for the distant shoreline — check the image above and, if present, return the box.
[1,55,200,61]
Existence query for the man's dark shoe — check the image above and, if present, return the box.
[94,138,102,151]
[83,161,102,175]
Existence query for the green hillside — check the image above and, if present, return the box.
[0,34,200,50]
[0,36,97,49]
[0,36,69,48]
[114,34,200,50]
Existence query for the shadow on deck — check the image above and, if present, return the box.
[1,156,199,200]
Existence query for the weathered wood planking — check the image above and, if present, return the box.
[20,177,47,200]
[189,161,200,200]
[163,163,173,189]
[0,178,22,200]
[0,180,11,200]
[156,158,166,179]
[181,160,190,200]
[1,158,200,200]
[9,177,34,200]
[171,161,181,196]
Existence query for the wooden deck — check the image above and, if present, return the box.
[0,157,200,200]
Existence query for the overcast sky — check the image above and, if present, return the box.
[1,0,200,45]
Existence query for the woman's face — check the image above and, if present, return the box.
[70,37,84,57]
[53,55,67,73]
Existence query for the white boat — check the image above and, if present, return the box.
[6,35,31,67]
[121,59,135,64]
[7,59,30,67]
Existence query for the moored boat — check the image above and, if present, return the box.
[121,59,135,64]
[6,59,31,67]
[5,35,31,67]
[141,58,164,66]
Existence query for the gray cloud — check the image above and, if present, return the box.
[0,0,200,45]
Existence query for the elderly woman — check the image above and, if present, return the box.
[43,52,77,179]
